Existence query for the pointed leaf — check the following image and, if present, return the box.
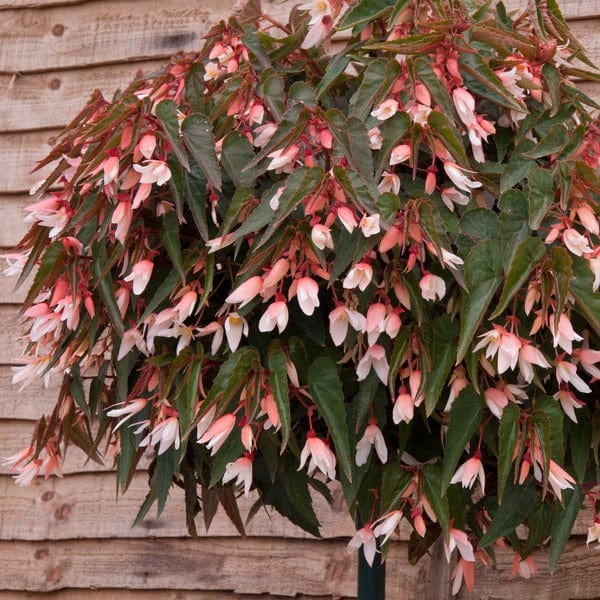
[441,385,483,493]
[497,403,520,502]
[570,256,600,338]
[308,356,353,481]
[527,167,554,230]
[338,0,395,29]
[549,485,583,572]
[155,100,190,170]
[268,342,291,452]
[428,111,469,167]
[181,113,222,190]
[523,124,569,159]
[161,211,185,283]
[456,240,503,363]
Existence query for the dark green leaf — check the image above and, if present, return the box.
[550,247,572,324]
[181,113,222,190]
[156,445,179,516]
[460,208,499,242]
[523,124,569,159]
[549,485,583,572]
[498,190,530,271]
[423,464,450,539]
[91,242,124,335]
[479,481,539,547]
[268,342,291,451]
[338,0,394,29]
[527,167,554,230]
[500,157,535,194]
[414,57,458,122]
[161,211,185,283]
[315,52,352,99]
[221,132,264,188]
[456,240,503,363]
[388,327,411,392]
[491,237,545,318]
[571,257,600,337]
[569,409,591,483]
[375,111,412,178]
[380,465,413,515]
[364,33,446,55]
[308,357,353,481]
[428,111,469,167]
[155,100,190,170]
[441,386,483,493]
[497,403,520,502]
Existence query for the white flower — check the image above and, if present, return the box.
[419,273,446,301]
[258,300,289,334]
[343,262,373,291]
[359,214,381,238]
[328,305,365,346]
[295,277,320,316]
[355,421,388,466]
[443,161,482,192]
[311,224,334,250]
[223,455,253,496]
[347,525,377,566]
[371,99,398,121]
[224,312,248,352]
[562,228,592,257]
[356,344,389,384]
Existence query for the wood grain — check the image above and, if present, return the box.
[0,305,26,363]
[0,537,424,597]
[0,472,362,541]
[0,592,353,600]
[0,196,30,248]
[0,0,294,74]
[0,367,58,420]
[0,61,165,132]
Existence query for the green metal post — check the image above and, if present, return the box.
[357,542,386,600]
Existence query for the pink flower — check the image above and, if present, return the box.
[299,0,332,25]
[355,419,388,466]
[586,519,600,546]
[368,127,383,150]
[473,326,521,374]
[359,214,381,237]
[137,134,156,160]
[225,275,264,308]
[140,415,180,455]
[562,228,592,256]
[117,327,148,361]
[444,527,475,563]
[373,510,403,544]
[554,389,584,423]
[337,206,358,233]
[371,99,398,121]
[377,171,400,195]
[393,391,414,424]
[347,524,377,566]
[197,321,224,355]
[267,145,299,172]
[443,161,482,192]
[298,433,336,480]
[576,203,599,236]
[133,160,171,185]
[589,257,600,292]
[365,303,387,345]
[328,305,365,346]
[224,312,248,352]
[223,454,253,496]
[389,144,411,165]
[107,398,148,431]
[518,342,551,383]
[551,313,583,354]
[111,201,133,244]
[295,276,320,316]
[356,344,389,384]
[124,259,154,295]
[577,348,600,378]
[441,187,470,211]
[199,413,236,455]
[343,262,373,291]
[258,299,289,334]
[419,273,446,301]
[260,393,280,430]
[555,359,591,394]
[450,452,485,493]
[451,558,475,595]
[510,555,538,580]
[311,224,334,250]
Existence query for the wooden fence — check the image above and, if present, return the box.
[1,1,599,598]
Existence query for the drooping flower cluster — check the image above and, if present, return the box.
[4,0,600,594]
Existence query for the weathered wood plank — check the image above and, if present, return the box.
[458,537,600,600]
[0,537,424,597]
[0,130,58,194]
[0,472,361,541]
[0,592,352,600]
[0,1,90,7]
[0,367,57,419]
[0,305,25,363]
[0,61,165,132]
[0,0,294,74]
[0,271,31,305]
[0,196,28,245]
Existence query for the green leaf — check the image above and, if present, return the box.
[459,208,499,242]
[388,327,411,392]
[184,163,209,240]
[322,109,374,178]
[349,58,401,121]
[491,238,545,318]
[255,166,324,249]
[459,53,525,112]
[288,81,317,108]
[523,124,569,159]
[423,464,450,539]
[209,426,244,487]
[571,256,600,337]
[427,111,469,167]
[479,481,539,547]
[155,100,190,170]
[569,409,591,483]
[550,247,572,323]
[338,0,394,29]
[441,385,483,494]
[500,156,535,194]
[308,357,353,481]
[558,124,585,161]
[139,269,179,323]
[221,132,264,188]
[377,192,400,222]
[181,113,222,191]
[456,240,503,363]
[413,57,458,122]
[258,69,286,121]
[375,111,412,178]
[315,52,352,99]
[364,33,446,55]
[268,342,291,452]
[161,212,185,283]
[527,167,554,230]
[156,445,179,516]
[542,63,561,117]
[422,316,459,416]
[549,485,583,572]
[498,190,530,271]
[333,166,380,216]
[380,465,412,514]
[91,242,124,335]
[176,357,202,437]
[534,396,564,462]
[497,403,520,503]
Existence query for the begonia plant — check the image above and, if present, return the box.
[5,0,600,593]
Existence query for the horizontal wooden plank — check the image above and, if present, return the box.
[0,305,25,363]
[0,472,362,541]
[503,0,600,19]
[0,0,294,74]
[0,270,31,305]
[0,591,351,600]
[0,537,425,597]
[0,195,40,248]
[0,367,57,420]
[0,60,165,132]
[0,1,91,8]
[458,537,600,599]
